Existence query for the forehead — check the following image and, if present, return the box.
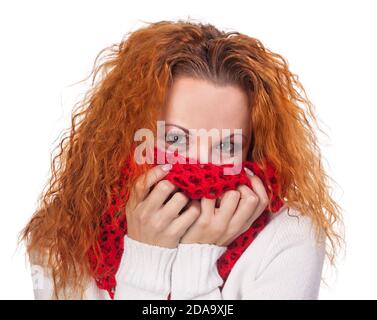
[160,76,250,131]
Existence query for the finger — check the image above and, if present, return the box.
[160,191,190,221]
[245,173,269,219]
[229,184,260,230]
[169,200,201,235]
[129,164,173,206]
[200,197,216,221]
[217,190,241,221]
[142,179,178,213]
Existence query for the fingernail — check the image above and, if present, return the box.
[244,167,255,176]
[161,163,172,171]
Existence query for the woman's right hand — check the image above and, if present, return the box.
[125,163,201,249]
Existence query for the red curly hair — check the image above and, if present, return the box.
[19,19,343,299]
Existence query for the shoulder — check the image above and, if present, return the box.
[236,206,327,299]
[266,205,324,245]
[243,205,326,278]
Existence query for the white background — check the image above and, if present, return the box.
[1,0,376,299]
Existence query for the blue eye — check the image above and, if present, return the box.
[165,131,186,145]
[217,141,233,152]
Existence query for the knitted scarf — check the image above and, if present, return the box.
[87,146,285,299]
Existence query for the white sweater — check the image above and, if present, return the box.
[30,206,326,300]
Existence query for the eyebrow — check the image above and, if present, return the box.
[165,123,193,135]
[164,122,249,145]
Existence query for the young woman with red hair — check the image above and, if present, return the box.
[20,20,343,299]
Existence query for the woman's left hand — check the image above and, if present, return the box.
[180,168,270,246]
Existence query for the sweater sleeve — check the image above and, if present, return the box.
[30,235,178,300]
[30,262,111,299]
[30,263,55,299]
[114,235,178,300]
[170,243,228,300]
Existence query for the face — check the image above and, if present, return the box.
[157,76,251,165]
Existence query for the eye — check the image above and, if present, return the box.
[165,131,186,145]
[217,141,234,152]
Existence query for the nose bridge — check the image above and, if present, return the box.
[187,132,213,164]
[198,143,211,164]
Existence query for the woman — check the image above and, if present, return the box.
[20,20,343,299]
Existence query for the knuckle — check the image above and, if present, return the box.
[246,193,259,205]
[228,190,240,199]
[197,218,210,229]
[151,171,162,185]
[137,211,148,223]
[189,204,201,215]
[157,180,174,193]
[173,192,189,203]
[134,177,145,192]
[213,222,227,233]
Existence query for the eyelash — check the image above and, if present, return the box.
[165,131,241,151]
[216,141,236,152]
[165,131,186,144]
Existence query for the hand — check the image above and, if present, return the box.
[125,163,201,249]
[180,168,269,246]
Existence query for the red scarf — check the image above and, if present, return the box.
[87,146,285,299]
